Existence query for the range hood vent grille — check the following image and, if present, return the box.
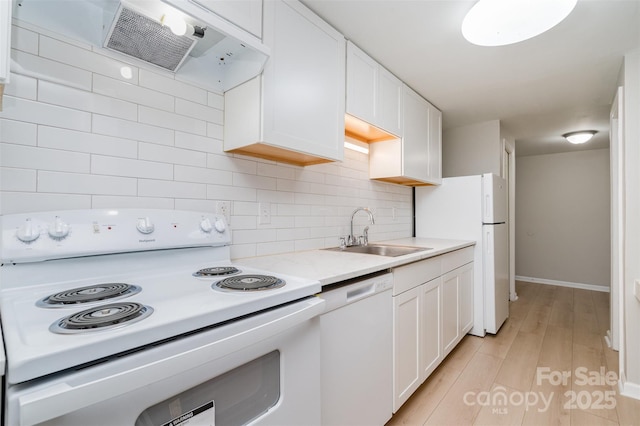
[105,5,196,72]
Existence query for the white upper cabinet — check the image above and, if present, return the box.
[377,66,404,138]
[1,0,11,84]
[224,0,346,166]
[369,84,442,186]
[345,41,403,138]
[191,0,262,38]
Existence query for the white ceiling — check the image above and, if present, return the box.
[300,0,640,156]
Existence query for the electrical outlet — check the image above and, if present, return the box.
[216,201,231,224]
[259,202,271,225]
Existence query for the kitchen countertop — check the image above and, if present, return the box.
[234,238,475,288]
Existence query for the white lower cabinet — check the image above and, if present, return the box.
[392,247,474,412]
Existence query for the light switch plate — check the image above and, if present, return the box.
[216,201,231,224]
[259,202,271,225]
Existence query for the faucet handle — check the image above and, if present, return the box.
[340,237,347,249]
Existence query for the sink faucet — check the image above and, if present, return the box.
[349,207,375,246]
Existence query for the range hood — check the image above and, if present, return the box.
[12,0,269,92]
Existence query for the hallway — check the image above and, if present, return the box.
[387,281,640,425]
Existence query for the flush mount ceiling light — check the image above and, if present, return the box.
[462,0,577,46]
[563,130,597,144]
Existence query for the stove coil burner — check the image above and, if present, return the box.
[50,302,153,334]
[193,266,240,277]
[37,283,142,308]
[214,275,286,291]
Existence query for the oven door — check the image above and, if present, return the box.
[6,297,325,426]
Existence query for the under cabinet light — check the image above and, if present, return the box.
[344,141,369,154]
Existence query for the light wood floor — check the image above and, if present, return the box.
[387,281,640,426]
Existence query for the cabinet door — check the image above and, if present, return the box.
[420,277,442,381]
[458,262,474,335]
[442,269,460,356]
[427,101,442,183]
[262,0,345,162]
[1,0,11,84]
[377,67,403,137]
[346,41,377,125]
[191,0,262,37]
[393,286,421,413]
[402,85,429,182]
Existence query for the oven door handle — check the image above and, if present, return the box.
[15,297,326,426]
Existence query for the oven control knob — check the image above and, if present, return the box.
[214,219,226,233]
[48,217,70,239]
[136,217,155,234]
[200,217,213,233]
[16,219,40,243]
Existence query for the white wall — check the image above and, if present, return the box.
[515,149,611,289]
[620,50,640,398]
[0,22,413,259]
[442,120,501,177]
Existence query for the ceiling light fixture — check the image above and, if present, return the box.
[563,130,597,144]
[462,0,577,47]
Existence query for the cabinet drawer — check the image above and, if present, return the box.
[393,257,441,296]
[441,246,474,274]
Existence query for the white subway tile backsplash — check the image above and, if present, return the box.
[139,69,207,105]
[38,126,138,158]
[208,92,224,110]
[1,192,90,214]
[4,73,37,100]
[92,115,174,146]
[257,240,295,257]
[207,123,224,139]
[38,80,137,121]
[93,74,173,112]
[0,119,37,146]
[3,22,413,252]
[0,96,92,131]
[233,229,277,244]
[257,163,296,179]
[139,106,207,136]
[233,173,277,190]
[38,171,137,195]
[174,199,216,212]
[228,216,257,230]
[91,156,174,180]
[233,201,258,216]
[39,36,140,84]
[207,184,256,202]
[175,132,224,154]
[11,25,39,55]
[1,143,90,173]
[11,49,92,90]
[139,142,207,167]
[256,189,295,204]
[207,154,257,174]
[174,165,232,185]
[175,98,223,124]
[138,179,206,199]
[92,196,175,210]
[1,168,37,191]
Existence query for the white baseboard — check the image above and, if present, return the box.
[619,372,640,400]
[515,275,610,293]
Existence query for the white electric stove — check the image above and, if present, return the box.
[0,209,323,426]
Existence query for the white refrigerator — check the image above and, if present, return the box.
[415,173,509,336]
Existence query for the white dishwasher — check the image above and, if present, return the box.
[319,272,394,426]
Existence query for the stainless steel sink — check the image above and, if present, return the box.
[323,244,432,257]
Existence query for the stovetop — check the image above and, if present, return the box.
[0,209,321,385]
